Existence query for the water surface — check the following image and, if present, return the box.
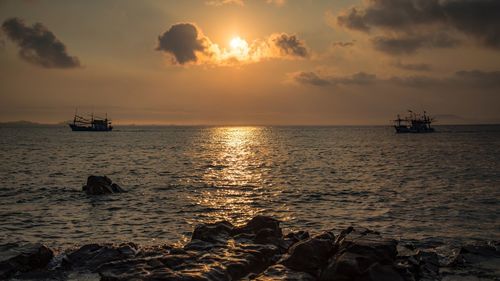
[0,125,499,248]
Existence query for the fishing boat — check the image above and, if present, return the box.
[393,110,435,133]
[69,113,113,131]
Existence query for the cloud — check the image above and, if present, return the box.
[334,0,500,52]
[291,70,500,89]
[157,23,212,65]
[1,17,81,68]
[371,33,459,55]
[266,0,286,6]
[270,33,308,58]
[332,40,355,48]
[156,23,308,66]
[290,71,377,87]
[291,71,331,86]
[392,60,432,71]
[454,70,500,88]
[206,0,285,6]
[205,0,243,6]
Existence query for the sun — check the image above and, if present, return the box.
[228,36,249,59]
[230,37,247,49]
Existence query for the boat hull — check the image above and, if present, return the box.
[395,126,434,133]
[69,124,113,131]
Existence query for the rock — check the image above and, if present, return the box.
[281,231,310,251]
[281,231,336,276]
[190,220,234,244]
[449,243,500,266]
[365,263,405,281]
[441,242,500,280]
[82,175,124,195]
[3,216,497,281]
[98,236,280,280]
[233,216,282,238]
[64,243,138,269]
[319,228,400,281]
[0,243,54,279]
[254,264,316,281]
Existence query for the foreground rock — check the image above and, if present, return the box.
[0,243,53,279]
[82,175,125,195]
[1,216,499,280]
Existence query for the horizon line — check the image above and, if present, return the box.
[1,120,500,127]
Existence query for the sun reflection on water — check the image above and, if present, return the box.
[193,127,270,224]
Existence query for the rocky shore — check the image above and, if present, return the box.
[1,216,499,281]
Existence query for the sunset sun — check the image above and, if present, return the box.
[228,36,249,59]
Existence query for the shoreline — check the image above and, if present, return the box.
[1,216,498,281]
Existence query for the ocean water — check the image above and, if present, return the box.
[0,125,499,249]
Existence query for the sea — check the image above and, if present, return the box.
[0,125,499,250]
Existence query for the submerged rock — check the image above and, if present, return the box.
[82,175,125,195]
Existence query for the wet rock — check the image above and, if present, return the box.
[4,216,498,281]
[82,175,124,195]
[281,231,310,251]
[98,256,185,281]
[233,216,282,238]
[254,264,316,281]
[191,220,234,244]
[441,242,500,280]
[281,231,336,276]
[449,242,500,266]
[365,263,405,281]
[0,243,54,279]
[416,251,440,280]
[319,228,400,281]
[64,243,138,269]
[98,238,280,280]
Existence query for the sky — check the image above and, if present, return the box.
[0,0,499,125]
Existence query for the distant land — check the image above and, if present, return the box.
[0,120,51,127]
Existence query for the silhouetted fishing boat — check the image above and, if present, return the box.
[393,110,435,133]
[69,112,113,131]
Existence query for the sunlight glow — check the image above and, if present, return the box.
[228,36,250,60]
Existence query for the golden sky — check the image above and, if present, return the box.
[1,0,499,125]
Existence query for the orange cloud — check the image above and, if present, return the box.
[156,23,308,66]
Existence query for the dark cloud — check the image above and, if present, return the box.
[292,71,331,86]
[332,40,355,48]
[336,8,370,32]
[1,17,81,68]
[292,70,500,89]
[342,72,377,85]
[291,71,376,87]
[392,60,432,71]
[372,36,423,55]
[336,0,500,50]
[389,71,500,88]
[157,23,209,65]
[388,75,442,88]
[444,1,500,48]
[454,70,500,88]
[271,33,308,58]
[372,33,459,55]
